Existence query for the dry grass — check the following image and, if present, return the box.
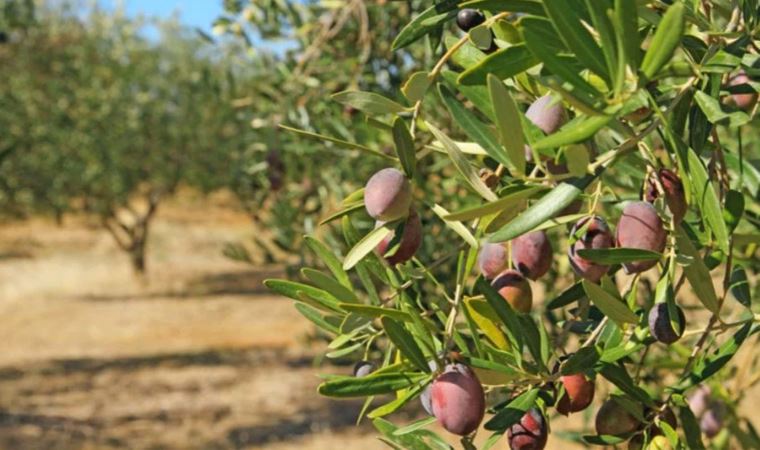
[0,194,755,449]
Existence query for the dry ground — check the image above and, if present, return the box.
[0,193,753,449]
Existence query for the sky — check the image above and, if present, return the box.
[101,0,224,33]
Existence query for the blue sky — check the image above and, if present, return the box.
[101,1,223,33]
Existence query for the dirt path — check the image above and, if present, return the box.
[0,197,388,450]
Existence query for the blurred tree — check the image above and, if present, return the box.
[0,3,250,274]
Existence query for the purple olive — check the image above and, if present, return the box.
[556,373,595,415]
[477,243,509,280]
[507,408,548,450]
[526,95,566,135]
[645,169,687,225]
[512,230,553,280]
[615,202,666,274]
[456,9,486,32]
[431,363,485,436]
[364,168,412,221]
[568,216,614,282]
[727,71,757,111]
[491,269,533,313]
[648,303,685,344]
[595,399,641,436]
[376,208,422,265]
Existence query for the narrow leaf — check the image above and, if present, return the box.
[392,117,417,178]
[382,316,431,373]
[582,279,639,325]
[332,91,409,115]
[343,225,394,270]
[427,122,498,201]
[640,2,684,79]
[318,372,427,397]
[488,74,526,174]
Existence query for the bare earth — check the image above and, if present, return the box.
[0,195,754,449]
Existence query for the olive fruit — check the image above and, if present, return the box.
[477,243,508,280]
[616,201,666,274]
[491,269,532,313]
[456,9,486,32]
[556,373,595,415]
[568,216,614,282]
[364,168,412,221]
[507,408,548,450]
[512,231,553,280]
[645,169,686,225]
[648,303,685,344]
[376,208,422,265]
[595,399,641,436]
[430,363,485,436]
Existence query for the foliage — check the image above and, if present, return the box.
[260,1,760,449]
[0,3,249,272]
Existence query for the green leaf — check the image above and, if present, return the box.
[488,175,596,242]
[381,316,431,373]
[729,266,751,308]
[392,117,417,178]
[484,388,539,431]
[304,236,352,288]
[614,0,641,71]
[302,268,359,303]
[264,279,344,313]
[599,363,655,406]
[675,227,719,313]
[319,202,365,226]
[640,2,684,79]
[368,381,429,419]
[693,91,750,128]
[487,74,526,174]
[442,70,494,121]
[677,323,756,390]
[294,302,340,334]
[438,84,510,168]
[682,146,729,254]
[679,406,707,450]
[585,0,618,86]
[575,248,663,265]
[465,298,510,350]
[426,122,498,202]
[531,114,613,151]
[318,372,427,397]
[521,17,602,99]
[332,91,409,115]
[475,277,524,354]
[458,44,539,86]
[393,417,438,436]
[446,36,487,70]
[543,0,610,85]
[373,417,432,450]
[431,204,479,248]
[560,346,601,375]
[582,280,639,326]
[462,0,546,16]
[343,224,394,270]
[469,24,493,50]
[339,304,413,322]
[546,281,585,310]
[402,71,431,103]
[391,0,458,50]
[279,125,396,161]
[444,185,545,222]
[724,189,744,233]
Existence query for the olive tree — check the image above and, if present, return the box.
[0,4,249,273]
[262,1,760,449]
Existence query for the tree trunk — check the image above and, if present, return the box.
[129,242,146,275]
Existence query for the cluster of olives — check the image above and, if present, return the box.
[358,96,695,450]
